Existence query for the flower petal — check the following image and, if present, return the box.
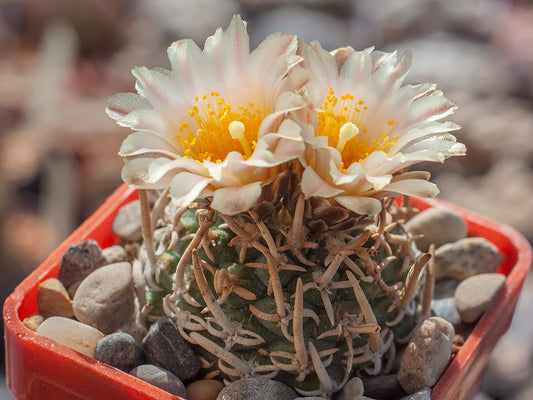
[301,166,345,199]
[169,172,212,208]
[334,196,382,215]
[210,182,263,215]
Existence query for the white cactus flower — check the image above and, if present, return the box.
[297,43,466,215]
[107,15,308,215]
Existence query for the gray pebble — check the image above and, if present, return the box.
[129,364,187,397]
[142,317,201,381]
[336,376,363,400]
[216,378,297,400]
[102,245,128,263]
[454,273,506,323]
[362,375,404,399]
[58,240,107,287]
[112,200,143,242]
[186,379,225,400]
[399,387,431,399]
[434,237,501,281]
[433,278,460,299]
[94,332,144,372]
[73,262,135,334]
[397,317,455,393]
[406,207,467,252]
[431,297,462,326]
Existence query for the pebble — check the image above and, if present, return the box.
[102,245,128,264]
[72,262,135,334]
[362,374,404,399]
[112,200,143,242]
[433,278,460,299]
[454,273,506,323]
[36,316,104,358]
[294,398,327,400]
[431,297,462,326]
[186,379,225,400]
[434,237,502,281]
[129,364,187,398]
[58,240,108,288]
[405,207,467,252]
[216,377,297,400]
[36,277,74,318]
[22,314,44,331]
[142,317,201,381]
[397,317,455,393]
[336,376,364,400]
[399,387,431,399]
[94,332,144,372]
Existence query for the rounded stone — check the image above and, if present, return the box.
[434,237,502,281]
[112,200,143,242]
[216,378,297,400]
[454,273,506,323]
[102,245,128,264]
[94,332,144,372]
[129,364,187,397]
[142,317,201,381]
[37,316,104,358]
[433,278,460,299]
[58,240,107,288]
[406,207,467,252]
[23,314,44,331]
[431,297,462,326]
[72,262,135,334]
[399,387,432,399]
[37,278,74,318]
[336,376,364,400]
[362,374,404,399]
[397,317,455,393]
[186,379,225,400]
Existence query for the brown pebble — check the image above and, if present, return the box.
[186,379,224,400]
[37,278,74,318]
[23,314,44,331]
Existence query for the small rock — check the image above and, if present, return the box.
[399,387,431,399]
[434,237,502,281]
[36,316,104,358]
[406,207,467,252]
[23,314,44,331]
[186,379,225,400]
[431,297,461,326]
[142,317,201,381]
[130,364,187,397]
[295,398,327,400]
[336,376,364,400]
[433,278,460,299]
[216,377,297,400]
[362,374,404,399]
[73,262,135,334]
[67,280,82,298]
[102,245,128,263]
[58,240,108,288]
[36,278,74,318]
[112,200,143,241]
[94,332,144,372]
[454,273,506,323]
[397,317,455,393]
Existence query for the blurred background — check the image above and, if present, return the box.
[1,0,533,398]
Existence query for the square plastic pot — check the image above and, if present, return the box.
[3,184,532,400]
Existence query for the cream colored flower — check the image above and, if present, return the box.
[298,43,466,215]
[107,16,308,215]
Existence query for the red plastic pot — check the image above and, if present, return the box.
[3,184,532,400]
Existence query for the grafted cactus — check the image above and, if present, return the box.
[140,178,433,398]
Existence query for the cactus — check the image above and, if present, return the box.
[139,173,433,398]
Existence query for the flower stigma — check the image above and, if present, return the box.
[177,92,262,163]
[318,88,398,167]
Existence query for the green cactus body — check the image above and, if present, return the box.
[144,198,430,398]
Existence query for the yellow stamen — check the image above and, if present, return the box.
[336,122,359,153]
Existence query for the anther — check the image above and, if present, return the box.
[336,122,359,153]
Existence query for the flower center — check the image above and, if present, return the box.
[176,92,264,162]
[318,88,398,168]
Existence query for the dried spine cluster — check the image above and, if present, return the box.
[137,177,433,398]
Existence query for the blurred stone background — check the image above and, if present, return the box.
[1,0,532,399]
